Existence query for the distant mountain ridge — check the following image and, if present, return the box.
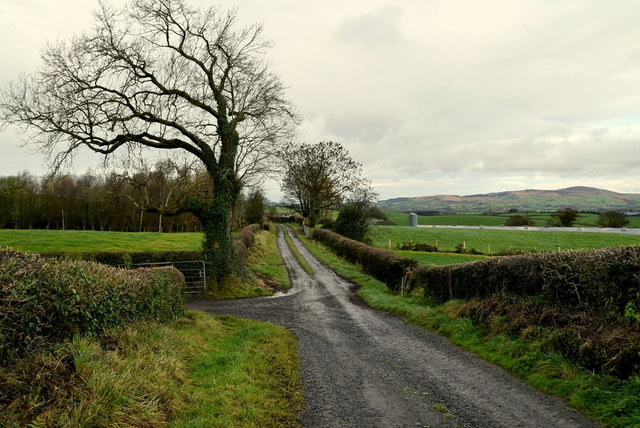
[377,186,640,213]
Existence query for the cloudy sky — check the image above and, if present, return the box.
[1,0,639,200]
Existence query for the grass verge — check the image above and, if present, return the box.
[297,232,640,428]
[207,228,291,299]
[1,310,303,427]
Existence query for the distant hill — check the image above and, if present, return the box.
[377,186,640,213]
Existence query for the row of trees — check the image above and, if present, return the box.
[504,208,629,228]
[0,167,267,233]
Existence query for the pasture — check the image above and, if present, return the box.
[384,211,640,228]
[0,229,202,253]
[370,225,640,254]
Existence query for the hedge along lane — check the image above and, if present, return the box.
[0,249,184,365]
[187,226,602,428]
[410,246,640,318]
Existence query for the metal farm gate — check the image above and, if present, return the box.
[129,260,207,294]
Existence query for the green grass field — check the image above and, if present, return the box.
[0,229,203,253]
[384,211,640,228]
[371,225,640,254]
[395,250,487,266]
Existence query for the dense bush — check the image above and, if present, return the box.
[40,250,205,267]
[460,294,640,378]
[234,224,261,250]
[332,201,370,242]
[411,246,640,318]
[0,249,185,366]
[312,229,417,290]
[504,215,534,226]
[598,211,629,228]
[229,224,262,278]
[399,242,439,252]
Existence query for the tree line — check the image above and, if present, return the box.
[0,164,265,233]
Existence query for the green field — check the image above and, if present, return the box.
[395,250,487,266]
[371,225,640,254]
[0,229,203,253]
[384,211,640,228]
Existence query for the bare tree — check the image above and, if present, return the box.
[0,0,297,280]
[279,141,370,227]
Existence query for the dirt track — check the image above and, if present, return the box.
[187,226,601,427]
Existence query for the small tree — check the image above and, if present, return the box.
[279,141,369,227]
[332,190,377,242]
[504,215,534,226]
[244,189,266,226]
[597,211,629,228]
[547,208,579,227]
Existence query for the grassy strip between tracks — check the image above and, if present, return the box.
[280,226,314,275]
[296,232,640,428]
[2,310,303,427]
[249,228,291,290]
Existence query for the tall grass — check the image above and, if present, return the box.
[1,311,303,427]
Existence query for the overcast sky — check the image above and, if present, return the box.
[1,0,639,201]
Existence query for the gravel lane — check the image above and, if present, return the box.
[187,226,602,428]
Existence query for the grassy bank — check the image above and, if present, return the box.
[1,310,303,427]
[296,231,639,428]
[207,228,290,299]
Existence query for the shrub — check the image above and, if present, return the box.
[40,251,204,267]
[399,242,438,252]
[598,211,629,228]
[504,215,534,226]
[410,246,640,318]
[0,249,185,366]
[229,224,261,278]
[332,201,370,242]
[234,223,261,250]
[459,295,640,378]
[312,229,417,290]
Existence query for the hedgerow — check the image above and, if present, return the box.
[312,228,417,290]
[39,250,205,266]
[410,246,640,318]
[0,249,184,366]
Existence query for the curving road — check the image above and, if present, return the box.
[187,226,601,427]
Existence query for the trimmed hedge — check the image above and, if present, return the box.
[39,250,205,267]
[312,228,417,290]
[0,249,185,366]
[411,246,640,317]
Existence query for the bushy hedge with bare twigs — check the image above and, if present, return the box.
[0,249,184,366]
[40,250,204,266]
[411,246,640,318]
[312,228,417,290]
